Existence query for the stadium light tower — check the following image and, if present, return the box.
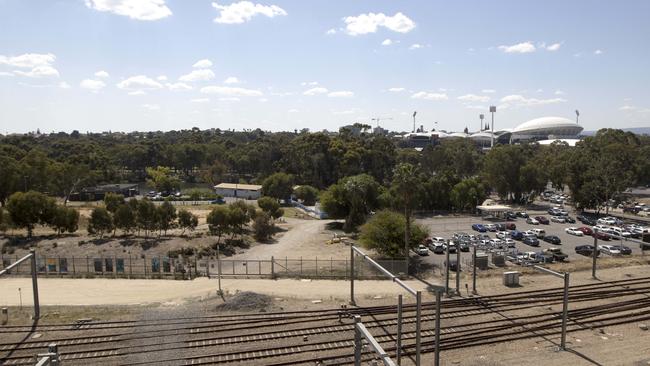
[479,114,484,132]
[412,111,417,133]
[489,106,496,148]
[575,110,580,125]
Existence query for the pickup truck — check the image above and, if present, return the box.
[543,247,568,262]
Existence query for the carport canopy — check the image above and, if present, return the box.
[476,204,512,218]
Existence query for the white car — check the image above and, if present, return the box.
[496,231,510,239]
[599,244,621,256]
[592,224,610,232]
[504,238,516,248]
[565,227,584,236]
[610,227,632,238]
[484,224,497,232]
[522,230,537,238]
[531,228,546,238]
[526,217,539,225]
[551,216,567,223]
[489,238,503,247]
[416,245,429,256]
[431,237,446,244]
[597,217,618,225]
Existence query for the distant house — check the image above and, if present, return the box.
[70,184,139,201]
[214,183,262,200]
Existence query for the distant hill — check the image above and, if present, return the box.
[582,127,650,136]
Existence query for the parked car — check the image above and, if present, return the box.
[516,212,529,218]
[484,224,498,232]
[543,247,568,262]
[510,230,524,240]
[531,228,546,238]
[495,223,507,231]
[496,231,510,239]
[416,245,429,256]
[551,216,566,223]
[610,227,632,238]
[526,217,539,225]
[599,244,621,256]
[575,245,600,257]
[535,216,550,225]
[504,238,516,248]
[517,251,540,264]
[543,235,561,244]
[592,231,611,241]
[472,223,487,232]
[617,245,632,255]
[210,197,226,204]
[523,236,540,246]
[489,238,503,248]
[597,217,618,225]
[506,211,518,220]
[505,222,516,230]
[447,244,457,253]
[579,216,597,226]
[431,244,445,254]
[565,216,576,223]
[565,227,584,236]
[446,259,460,272]
[548,208,561,216]
[522,230,537,238]
[459,242,470,252]
[593,224,610,232]
[578,226,593,235]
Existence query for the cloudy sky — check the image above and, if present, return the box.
[1,0,649,134]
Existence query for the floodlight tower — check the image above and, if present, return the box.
[479,114,484,132]
[489,106,496,148]
[575,110,580,125]
[412,111,417,133]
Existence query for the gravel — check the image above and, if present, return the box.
[216,291,273,312]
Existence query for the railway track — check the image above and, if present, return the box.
[1,276,649,365]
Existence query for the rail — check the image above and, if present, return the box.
[0,249,39,319]
[354,316,396,366]
[531,265,570,350]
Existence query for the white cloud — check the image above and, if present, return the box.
[58,81,71,89]
[117,75,163,90]
[409,43,423,50]
[388,87,405,92]
[219,97,240,102]
[200,85,263,97]
[554,90,565,95]
[498,41,536,53]
[300,81,319,86]
[223,76,240,84]
[0,53,56,68]
[411,91,448,101]
[457,94,490,103]
[14,66,60,78]
[84,0,172,21]
[618,105,636,111]
[303,87,329,96]
[381,38,393,46]
[258,98,268,102]
[0,71,14,77]
[343,12,415,36]
[499,94,566,106]
[192,59,213,68]
[94,70,109,78]
[481,89,496,94]
[212,1,287,24]
[288,108,299,113]
[142,103,160,110]
[594,49,603,55]
[546,42,562,51]
[128,90,146,96]
[165,82,192,91]
[80,79,106,91]
[156,75,168,81]
[465,105,487,110]
[326,28,337,35]
[179,69,215,82]
[191,98,210,103]
[327,91,354,98]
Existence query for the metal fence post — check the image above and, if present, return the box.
[350,245,355,306]
[445,242,450,296]
[29,250,40,320]
[472,245,477,294]
[271,256,275,279]
[354,315,362,366]
[592,229,598,279]
[561,272,570,350]
[434,289,442,366]
[300,257,303,276]
[415,290,421,366]
[396,294,403,365]
[455,241,461,295]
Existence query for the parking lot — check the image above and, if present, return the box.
[414,208,648,272]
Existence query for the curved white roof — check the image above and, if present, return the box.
[536,138,581,147]
[449,132,469,138]
[513,117,582,134]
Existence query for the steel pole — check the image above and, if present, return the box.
[472,245,477,294]
[561,272,570,350]
[445,242,450,296]
[396,294,403,365]
[415,291,421,366]
[592,229,598,279]
[350,245,355,306]
[354,315,362,366]
[29,250,40,320]
[434,290,442,366]
[455,241,461,296]
[216,243,222,294]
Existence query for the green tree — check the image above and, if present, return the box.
[391,163,422,270]
[6,191,57,237]
[450,177,487,211]
[359,210,428,257]
[51,206,79,234]
[228,200,255,238]
[136,199,158,237]
[104,193,125,213]
[157,199,177,236]
[320,174,381,232]
[0,207,11,233]
[113,204,136,235]
[261,172,294,201]
[257,196,284,219]
[0,155,20,206]
[177,209,198,235]
[146,166,181,193]
[207,205,231,245]
[87,207,113,238]
[253,211,274,242]
[293,185,319,205]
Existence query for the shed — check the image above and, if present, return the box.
[214,183,262,200]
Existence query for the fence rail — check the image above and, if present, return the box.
[0,255,407,280]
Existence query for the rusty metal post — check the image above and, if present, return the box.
[29,250,40,320]
[350,245,355,305]
[396,294,403,365]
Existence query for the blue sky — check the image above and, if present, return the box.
[1,0,649,134]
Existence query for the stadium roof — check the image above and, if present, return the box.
[513,116,582,134]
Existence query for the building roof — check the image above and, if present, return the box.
[214,183,262,190]
[536,138,581,147]
[513,117,583,134]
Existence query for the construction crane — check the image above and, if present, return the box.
[371,117,393,127]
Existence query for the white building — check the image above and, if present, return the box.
[510,117,583,143]
[214,183,262,200]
